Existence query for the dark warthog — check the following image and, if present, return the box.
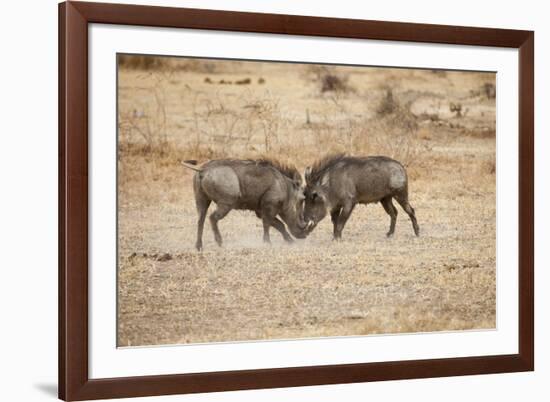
[303,154,420,240]
[181,159,312,250]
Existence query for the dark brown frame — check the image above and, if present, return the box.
[59,1,534,400]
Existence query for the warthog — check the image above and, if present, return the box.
[303,154,420,240]
[181,159,312,250]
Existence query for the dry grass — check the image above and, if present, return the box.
[117,57,496,347]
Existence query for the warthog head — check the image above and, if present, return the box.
[279,175,314,239]
[302,166,330,230]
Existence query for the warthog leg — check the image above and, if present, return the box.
[262,219,272,244]
[209,203,232,246]
[256,211,294,243]
[260,206,291,244]
[381,196,398,237]
[333,202,356,240]
[255,211,293,243]
[395,194,420,236]
[270,218,294,243]
[195,198,211,251]
[330,207,342,239]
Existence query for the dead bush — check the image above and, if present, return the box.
[371,118,419,167]
[430,69,448,77]
[483,82,496,99]
[449,102,463,118]
[190,90,284,155]
[376,87,398,116]
[118,55,220,73]
[375,88,418,131]
[304,92,421,168]
[118,55,169,71]
[118,71,170,154]
[306,65,353,94]
[483,159,496,175]
[321,74,350,93]
[235,78,252,85]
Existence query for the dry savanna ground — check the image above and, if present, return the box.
[117,56,496,347]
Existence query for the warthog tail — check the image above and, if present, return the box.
[181,160,203,172]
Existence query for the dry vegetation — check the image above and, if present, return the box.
[117,55,496,347]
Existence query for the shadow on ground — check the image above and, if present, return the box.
[34,383,57,398]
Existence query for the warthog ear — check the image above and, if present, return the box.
[320,173,330,187]
[304,166,312,184]
[292,172,302,186]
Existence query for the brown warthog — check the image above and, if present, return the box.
[181,159,312,251]
[303,154,420,240]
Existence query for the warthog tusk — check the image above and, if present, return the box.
[307,220,314,230]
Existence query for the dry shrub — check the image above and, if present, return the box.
[118,70,261,166]
[118,141,179,167]
[302,96,366,158]
[118,55,169,70]
[361,116,420,167]
[378,88,417,125]
[307,65,353,94]
[116,70,224,172]
[367,87,420,166]
[191,90,284,155]
[119,71,290,181]
[175,59,219,73]
[468,82,496,100]
[376,87,398,116]
[464,128,496,138]
[118,72,170,153]
[118,55,220,73]
[483,159,496,175]
[304,90,421,169]
[118,70,472,185]
[449,102,463,118]
[308,119,356,157]
[235,78,252,85]
[430,69,448,77]
[483,82,496,99]
[321,74,350,93]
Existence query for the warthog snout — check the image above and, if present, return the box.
[303,219,316,233]
[295,219,316,238]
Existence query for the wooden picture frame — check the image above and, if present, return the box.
[59,1,534,400]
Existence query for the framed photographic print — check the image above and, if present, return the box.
[59,1,534,400]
